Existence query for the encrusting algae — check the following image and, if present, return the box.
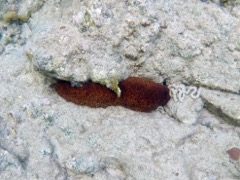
[3,10,31,23]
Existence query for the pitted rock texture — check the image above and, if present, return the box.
[25,0,240,94]
[201,88,240,126]
[1,0,240,179]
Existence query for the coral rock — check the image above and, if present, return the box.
[54,77,170,112]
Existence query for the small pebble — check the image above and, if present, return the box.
[226,147,240,161]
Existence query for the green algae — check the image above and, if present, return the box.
[2,10,31,23]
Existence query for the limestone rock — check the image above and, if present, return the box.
[166,95,204,125]
[1,0,240,180]
[27,23,127,90]
[201,88,240,126]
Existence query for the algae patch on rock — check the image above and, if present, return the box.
[2,11,31,23]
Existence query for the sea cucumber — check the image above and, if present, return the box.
[54,77,170,112]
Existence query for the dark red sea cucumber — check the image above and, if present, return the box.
[118,77,170,112]
[53,81,120,108]
[54,77,171,112]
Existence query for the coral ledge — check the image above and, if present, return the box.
[54,77,170,112]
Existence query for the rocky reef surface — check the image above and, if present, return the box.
[0,0,240,179]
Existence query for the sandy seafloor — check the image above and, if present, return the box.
[0,0,240,179]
